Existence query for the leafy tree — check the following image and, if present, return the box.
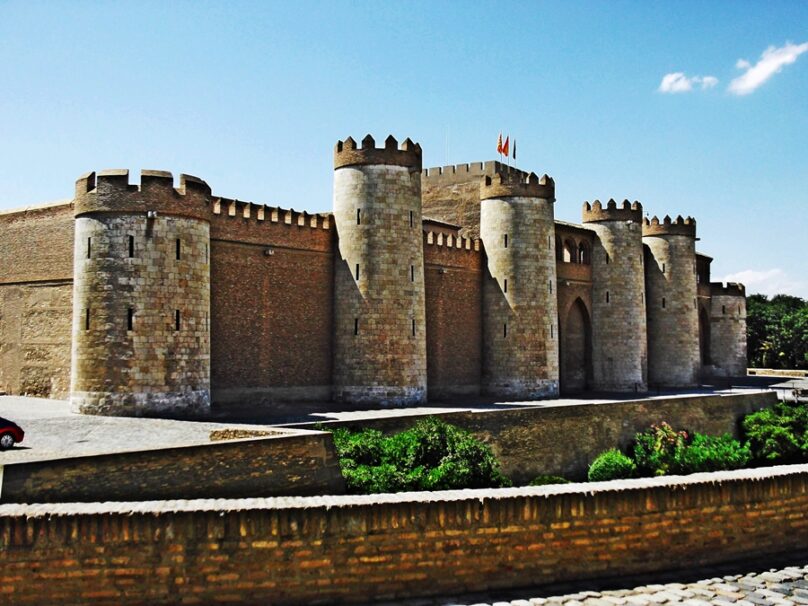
[747,294,808,369]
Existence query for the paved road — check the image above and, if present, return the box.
[378,556,808,606]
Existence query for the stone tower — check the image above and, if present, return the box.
[582,199,648,392]
[332,135,427,405]
[70,170,211,417]
[642,215,700,387]
[480,172,559,399]
[709,282,748,377]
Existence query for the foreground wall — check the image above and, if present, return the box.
[1,464,806,606]
[0,430,344,504]
[305,391,777,482]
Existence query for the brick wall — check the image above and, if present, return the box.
[1,463,806,606]
[1,430,344,503]
[423,235,483,399]
[209,212,334,407]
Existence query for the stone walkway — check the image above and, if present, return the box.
[380,556,808,606]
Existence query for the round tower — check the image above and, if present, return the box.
[642,215,700,387]
[70,169,211,417]
[480,172,559,399]
[709,282,747,377]
[582,199,647,392]
[332,135,427,405]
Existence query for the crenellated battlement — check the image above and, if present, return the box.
[642,215,697,238]
[710,282,746,297]
[424,230,481,252]
[73,169,211,221]
[210,197,332,231]
[581,199,643,224]
[422,161,528,186]
[479,171,555,201]
[334,135,422,172]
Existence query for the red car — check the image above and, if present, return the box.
[0,417,24,450]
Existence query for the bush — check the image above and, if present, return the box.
[587,449,637,482]
[528,475,571,486]
[673,433,751,474]
[331,417,511,494]
[633,422,689,476]
[742,402,808,464]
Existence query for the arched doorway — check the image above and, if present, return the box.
[699,306,711,366]
[560,298,591,394]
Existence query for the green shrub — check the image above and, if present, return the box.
[742,402,808,464]
[673,433,751,474]
[587,449,637,482]
[528,475,571,486]
[331,417,511,494]
[633,422,689,476]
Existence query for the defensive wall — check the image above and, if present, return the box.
[1,461,806,605]
[0,137,747,412]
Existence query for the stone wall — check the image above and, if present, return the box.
[480,186,559,399]
[306,391,776,482]
[0,202,75,399]
[423,233,483,399]
[644,232,700,387]
[584,203,648,392]
[711,284,748,377]
[333,157,427,405]
[1,462,805,606]
[0,430,344,503]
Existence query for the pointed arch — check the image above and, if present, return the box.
[560,297,592,394]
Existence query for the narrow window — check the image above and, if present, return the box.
[205,244,208,263]
[722,305,726,315]
[412,319,416,336]
[354,318,359,336]
[127,308,134,331]
[551,325,554,338]
[503,323,507,338]
[87,237,92,259]
[605,252,610,264]
[504,234,508,248]
[357,209,361,225]
[409,210,414,228]
[662,298,666,309]
[547,235,551,250]
[694,298,697,309]
[175,309,181,331]
[128,235,134,258]
[176,238,181,260]
[410,265,415,282]
[549,279,553,294]
[84,308,90,331]
[606,291,610,304]
[738,305,741,315]
[662,262,666,274]
[504,278,508,293]
[355,264,360,280]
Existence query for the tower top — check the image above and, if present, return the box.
[642,215,697,238]
[479,172,555,201]
[334,135,422,172]
[582,199,643,223]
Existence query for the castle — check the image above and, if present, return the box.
[0,135,747,417]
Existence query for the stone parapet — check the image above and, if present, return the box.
[334,135,422,171]
[642,215,697,238]
[582,199,643,223]
[480,172,555,201]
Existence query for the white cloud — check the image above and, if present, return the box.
[658,72,719,93]
[729,41,808,95]
[720,268,808,299]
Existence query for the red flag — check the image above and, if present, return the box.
[502,136,509,157]
[497,133,503,155]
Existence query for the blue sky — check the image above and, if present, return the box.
[1,1,806,297]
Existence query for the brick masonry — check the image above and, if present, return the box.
[1,461,805,605]
[0,430,344,503]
